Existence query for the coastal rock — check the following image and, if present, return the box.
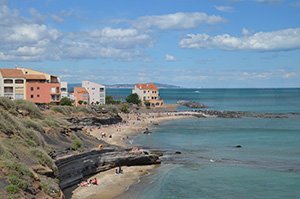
[235,145,242,148]
[177,100,208,108]
[56,148,160,189]
[32,165,54,177]
[66,114,122,127]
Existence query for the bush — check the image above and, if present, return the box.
[31,149,55,170]
[15,100,42,118]
[8,175,29,190]
[0,97,16,111]
[120,104,130,113]
[60,97,73,106]
[126,93,141,105]
[71,135,83,151]
[5,184,19,194]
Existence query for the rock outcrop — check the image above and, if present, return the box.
[66,114,122,126]
[56,148,160,189]
[177,100,208,108]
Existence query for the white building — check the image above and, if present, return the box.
[0,69,26,100]
[82,81,105,105]
[60,82,68,98]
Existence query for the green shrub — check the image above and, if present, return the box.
[31,149,55,170]
[126,93,141,105]
[71,135,83,151]
[120,104,130,113]
[0,97,16,111]
[5,184,19,194]
[60,97,73,106]
[5,161,34,178]
[15,100,42,118]
[8,175,29,190]
[23,119,44,133]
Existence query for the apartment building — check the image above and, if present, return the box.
[0,69,26,100]
[132,83,164,107]
[60,82,68,98]
[0,67,61,104]
[82,81,105,105]
[74,87,89,106]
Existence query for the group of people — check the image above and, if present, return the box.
[115,166,123,175]
[79,178,98,187]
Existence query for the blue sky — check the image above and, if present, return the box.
[0,0,300,88]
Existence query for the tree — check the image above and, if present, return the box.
[126,93,141,105]
[60,97,73,106]
[105,96,115,104]
[78,100,83,105]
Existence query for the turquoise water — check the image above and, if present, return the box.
[115,88,300,199]
[107,88,300,112]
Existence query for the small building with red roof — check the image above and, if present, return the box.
[132,83,164,107]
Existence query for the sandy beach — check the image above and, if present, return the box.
[72,165,157,199]
[69,111,192,199]
[89,111,193,147]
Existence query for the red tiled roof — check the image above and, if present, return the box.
[25,74,46,80]
[0,68,25,78]
[74,87,88,94]
[135,83,158,90]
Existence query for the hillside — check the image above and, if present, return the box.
[0,98,160,198]
[0,98,119,198]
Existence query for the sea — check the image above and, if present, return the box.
[107,88,300,199]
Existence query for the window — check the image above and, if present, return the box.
[144,91,146,93]
[37,87,40,90]
[92,88,95,90]
[15,79,24,84]
[100,88,104,92]
[31,95,34,98]
[15,94,24,99]
[61,88,67,92]
[4,87,13,93]
[4,79,13,84]
[31,87,34,91]
[37,95,40,97]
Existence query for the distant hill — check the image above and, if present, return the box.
[68,83,180,92]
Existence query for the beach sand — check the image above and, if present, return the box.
[71,165,157,199]
[89,112,192,147]
[70,111,192,199]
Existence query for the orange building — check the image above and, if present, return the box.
[74,87,89,106]
[132,83,164,107]
[0,67,61,104]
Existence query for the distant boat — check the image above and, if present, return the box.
[195,90,200,93]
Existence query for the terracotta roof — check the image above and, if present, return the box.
[25,74,46,80]
[135,83,158,90]
[74,87,88,94]
[0,68,25,78]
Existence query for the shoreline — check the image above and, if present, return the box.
[69,111,193,199]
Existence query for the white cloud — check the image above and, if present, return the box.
[133,12,225,30]
[179,28,300,51]
[215,6,234,13]
[165,54,176,61]
[283,72,297,78]
[0,3,152,61]
[51,15,64,23]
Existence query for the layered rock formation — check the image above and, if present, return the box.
[56,148,160,189]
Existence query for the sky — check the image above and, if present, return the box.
[0,0,300,88]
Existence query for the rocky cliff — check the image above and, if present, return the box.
[55,148,160,189]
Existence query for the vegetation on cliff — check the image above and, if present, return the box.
[0,97,122,198]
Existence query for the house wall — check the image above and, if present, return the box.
[60,82,68,98]
[74,90,89,106]
[82,81,105,105]
[26,82,61,104]
[0,77,26,100]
